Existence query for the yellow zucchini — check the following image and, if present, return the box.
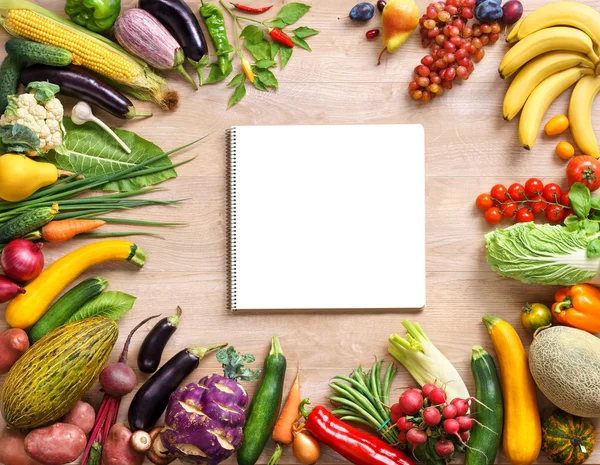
[482,315,541,465]
[5,240,146,328]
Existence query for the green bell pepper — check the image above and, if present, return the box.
[64,0,121,32]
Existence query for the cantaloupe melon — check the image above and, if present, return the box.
[529,326,600,418]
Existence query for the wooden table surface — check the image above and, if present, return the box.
[0,0,593,463]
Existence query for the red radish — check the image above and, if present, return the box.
[1,240,44,282]
[460,431,470,442]
[434,439,454,457]
[421,383,437,397]
[0,275,25,303]
[457,416,474,431]
[422,407,441,426]
[398,431,407,443]
[451,398,469,416]
[406,428,427,446]
[396,417,414,432]
[442,403,457,419]
[399,389,423,415]
[390,403,403,423]
[428,387,447,405]
[443,418,460,435]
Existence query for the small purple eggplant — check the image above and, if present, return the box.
[138,306,182,374]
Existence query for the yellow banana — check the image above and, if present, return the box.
[519,67,591,150]
[511,2,600,46]
[503,51,595,121]
[569,75,600,158]
[506,16,525,45]
[499,27,599,79]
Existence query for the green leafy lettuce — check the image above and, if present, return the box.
[485,222,600,286]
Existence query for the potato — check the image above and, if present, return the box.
[63,401,95,435]
[24,423,86,465]
[102,424,144,465]
[0,328,29,374]
[0,429,41,465]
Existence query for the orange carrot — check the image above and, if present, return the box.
[273,373,301,445]
[41,219,106,242]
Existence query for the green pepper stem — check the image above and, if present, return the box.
[299,398,311,419]
[554,297,572,313]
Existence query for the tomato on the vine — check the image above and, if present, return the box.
[545,205,565,223]
[484,207,502,224]
[502,202,519,218]
[516,207,534,223]
[507,183,526,201]
[567,155,600,191]
[475,193,493,210]
[532,202,547,215]
[560,191,570,207]
[542,183,562,203]
[524,178,544,198]
[490,184,509,202]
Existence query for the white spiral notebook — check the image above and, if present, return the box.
[227,125,425,312]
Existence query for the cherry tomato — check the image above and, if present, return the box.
[542,183,562,203]
[532,201,547,215]
[566,155,600,191]
[507,183,525,201]
[520,303,552,334]
[560,191,570,207]
[484,207,502,224]
[502,202,519,218]
[475,193,493,210]
[545,205,565,223]
[564,209,574,218]
[524,178,544,198]
[490,184,509,202]
[516,207,534,223]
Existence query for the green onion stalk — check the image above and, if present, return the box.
[329,360,399,445]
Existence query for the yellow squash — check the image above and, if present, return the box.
[483,315,541,465]
[5,240,146,328]
[0,154,58,202]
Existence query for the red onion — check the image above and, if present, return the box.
[0,275,25,303]
[1,239,44,282]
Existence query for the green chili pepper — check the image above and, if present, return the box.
[64,0,121,32]
[199,1,234,75]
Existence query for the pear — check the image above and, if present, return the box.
[0,154,59,202]
[379,0,420,64]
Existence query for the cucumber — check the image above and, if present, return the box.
[237,337,286,465]
[29,276,108,343]
[0,55,24,113]
[465,345,503,465]
[0,203,58,243]
[5,39,73,67]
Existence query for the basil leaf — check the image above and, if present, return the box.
[564,214,580,231]
[291,35,311,51]
[276,3,310,25]
[591,195,600,210]
[25,81,60,103]
[253,68,278,89]
[228,73,244,87]
[254,59,277,69]
[279,45,293,69]
[0,124,40,153]
[228,82,247,109]
[587,238,600,258]
[569,182,592,219]
[293,26,319,38]
[578,218,600,235]
[66,291,136,323]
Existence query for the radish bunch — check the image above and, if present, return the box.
[389,385,479,464]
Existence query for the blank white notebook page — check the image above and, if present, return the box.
[230,124,425,311]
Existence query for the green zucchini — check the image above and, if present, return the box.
[465,345,503,465]
[29,276,108,343]
[0,55,24,113]
[5,39,73,67]
[0,203,58,243]
[237,336,287,465]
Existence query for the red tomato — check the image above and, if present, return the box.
[560,191,570,207]
[484,207,502,224]
[545,205,565,223]
[532,202,547,215]
[490,184,509,202]
[524,178,544,198]
[564,209,574,218]
[475,193,493,210]
[567,156,600,191]
[502,202,519,218]
[507,183,525,201]
[516,207,534,222]
[542,183,562,203]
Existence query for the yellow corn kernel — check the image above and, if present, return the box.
[5,9,141,85]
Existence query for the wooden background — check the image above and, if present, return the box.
[0,0,593,463]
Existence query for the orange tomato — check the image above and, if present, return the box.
[556,141,575,160]
[544,115,570,136]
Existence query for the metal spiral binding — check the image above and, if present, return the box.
[226,128,237,311]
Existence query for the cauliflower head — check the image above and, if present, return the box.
[0,83,65,152]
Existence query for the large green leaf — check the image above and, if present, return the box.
[66,291,136,323]
[44,117,176,192]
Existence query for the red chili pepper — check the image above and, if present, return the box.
[269,27,294,48]
[231,2,273,13]
[304,405,415,465]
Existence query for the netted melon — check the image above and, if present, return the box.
[529,326,600,418]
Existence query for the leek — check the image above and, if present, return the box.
[388,320,469,402]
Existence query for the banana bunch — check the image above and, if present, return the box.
[500,1,600,157]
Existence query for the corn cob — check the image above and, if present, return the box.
[0,0,178,110]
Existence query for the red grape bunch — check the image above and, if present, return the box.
[409,0,501,102]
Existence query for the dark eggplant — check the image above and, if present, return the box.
[138,306,182,374]
[20,65,150,119]
[138,0,208,69]
[128,343,226,431]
